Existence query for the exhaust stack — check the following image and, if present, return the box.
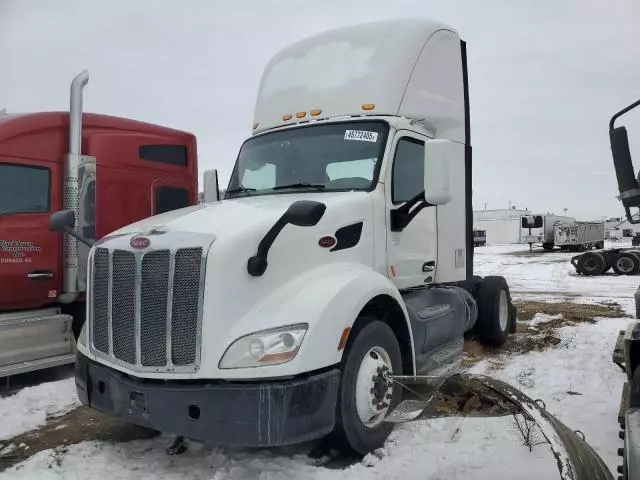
[61,70,90,300]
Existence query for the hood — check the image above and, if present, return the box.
[107,191,372,242]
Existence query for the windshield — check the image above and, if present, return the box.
[226,120,389,198]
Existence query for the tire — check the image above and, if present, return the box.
[475,276,511,347]
[327,319,402,457]
[542,243,554,251]
[612,252,640,275]
[576,252,606,276]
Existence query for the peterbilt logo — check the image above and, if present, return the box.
[130,236,151,249]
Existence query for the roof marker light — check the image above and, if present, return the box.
[252,121,259,130]
[296,111,307,119]
[282,114,293,121]
[310,109,322,116]
[362,103,375,111]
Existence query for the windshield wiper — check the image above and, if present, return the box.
[272,182,325,192]
[225,186,257,196]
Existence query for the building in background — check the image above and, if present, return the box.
[606,215,640,239]
[473,207,531,244]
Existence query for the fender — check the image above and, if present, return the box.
[219,261,416,379]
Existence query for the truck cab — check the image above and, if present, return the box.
[0,73,200,378]
[62,19,515,456]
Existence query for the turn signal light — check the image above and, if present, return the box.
[338,327,351,350]
[282,114,293,121]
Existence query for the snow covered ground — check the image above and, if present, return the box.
[0,242,637,479]
[0,377,78,441]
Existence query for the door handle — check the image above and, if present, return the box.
[422,261,436,272]
[27,271,54,280]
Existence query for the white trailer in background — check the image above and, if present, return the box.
[520,214,596,251]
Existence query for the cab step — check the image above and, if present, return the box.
[613,329,626,371]
[619,381,630,429]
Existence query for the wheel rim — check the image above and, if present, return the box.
[498,290,509,331]
[355,346,393,428]
[584,258,597,271]
[618,257,634,273]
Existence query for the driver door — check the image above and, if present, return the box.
[0,159,61,310]
[385,132,438,290]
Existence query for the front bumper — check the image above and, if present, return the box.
[75,353,340,447]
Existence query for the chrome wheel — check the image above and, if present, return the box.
[355,346,393,428]
[498,290,509,331]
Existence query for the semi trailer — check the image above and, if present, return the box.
[0,71,209,379]
[521,214,603,251]
[554,221,605,251]
[51,19,516,456]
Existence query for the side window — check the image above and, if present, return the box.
[392,138,424,204]
[140,145,188,167]
[81,180,96,240]
[155,186,190,215]
[0,164,50,214]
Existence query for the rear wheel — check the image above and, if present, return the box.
[542,243,554,251]
[596,241,605,249]
[475,276,511,347]
[576,252,606,276]
[612,253,640,275]
[327,319,402,456]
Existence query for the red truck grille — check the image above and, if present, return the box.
[90,246,204,371]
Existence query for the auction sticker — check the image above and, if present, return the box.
[344,130,378,142]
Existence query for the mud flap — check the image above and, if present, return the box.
[509,302,517,334]
[385,373,614,480]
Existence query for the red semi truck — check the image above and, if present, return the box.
[0,71,209,378]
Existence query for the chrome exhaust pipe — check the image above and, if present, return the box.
[69,70,90,155]
[61,70,90,301]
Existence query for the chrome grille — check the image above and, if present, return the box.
[90,244,204,372]
[112,251,136,363]
[140,250,170,366]
[171,248,202,365]
[92,248,110,353]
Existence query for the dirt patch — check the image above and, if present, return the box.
[409,375,521,420]
[462,300,627,367]
[0,407,158,472]
[515,300,626,325]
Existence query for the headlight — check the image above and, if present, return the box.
[219,324,308,369]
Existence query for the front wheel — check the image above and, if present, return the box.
[327,319,402,457]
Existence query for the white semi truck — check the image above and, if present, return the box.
[50,19,515,456]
